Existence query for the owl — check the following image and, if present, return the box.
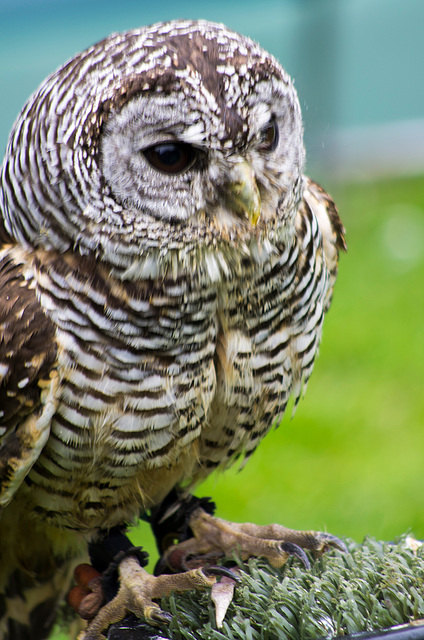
[0,19,346,640]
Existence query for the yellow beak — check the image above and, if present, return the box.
[225,160,261,226]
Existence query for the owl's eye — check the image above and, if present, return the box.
[143,142,196,174]
[259,121,279,152]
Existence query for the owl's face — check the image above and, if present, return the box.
[0,20,305,277]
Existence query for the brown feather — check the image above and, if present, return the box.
[0,247,57,431]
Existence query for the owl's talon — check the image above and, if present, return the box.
[202,566,241,582]
[146,606,173,625]
[314,532,348,555]
[278,542,310,569]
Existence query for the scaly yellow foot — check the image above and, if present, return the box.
[159,508,347,572]
[77,555,221,640]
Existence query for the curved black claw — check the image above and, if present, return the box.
[279,542,311,570]
[149,609,173,625]
[202,566,241,582]
[316,532,348,554]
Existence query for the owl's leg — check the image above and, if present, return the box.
[71,527,234,640]
[72,493,345,639]
[76,558,220,640]
[159,509,346,573]
[152,491,346,575]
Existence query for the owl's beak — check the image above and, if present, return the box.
[226,160,261,226]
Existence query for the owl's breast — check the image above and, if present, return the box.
[25,216,327,530]
[196,226,328,476]
[26,252,220,531]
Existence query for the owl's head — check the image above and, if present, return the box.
[0,20,305,280]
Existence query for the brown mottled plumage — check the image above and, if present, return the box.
[0,20,345,639]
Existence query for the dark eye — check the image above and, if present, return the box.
[143,142,196,174]
[259,121,279,152]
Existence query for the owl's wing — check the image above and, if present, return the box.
[301,176,346,310]
[0,245,59,507]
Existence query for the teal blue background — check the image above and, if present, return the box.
[1,0,424,177]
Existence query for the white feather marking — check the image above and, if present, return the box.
[0,363,10,379]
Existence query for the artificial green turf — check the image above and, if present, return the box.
[161,535,424,639]
[56,536,424,639]
[53,174,424,638]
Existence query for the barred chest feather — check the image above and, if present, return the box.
[21,206,327,534]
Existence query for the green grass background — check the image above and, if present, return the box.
[54,174,424,638]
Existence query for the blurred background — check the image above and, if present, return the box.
[1,0,424,578]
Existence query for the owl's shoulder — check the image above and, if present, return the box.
[294,177,346,310]
[300,177,346,255]
[296,177,345,265]
[0,245,58,433]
